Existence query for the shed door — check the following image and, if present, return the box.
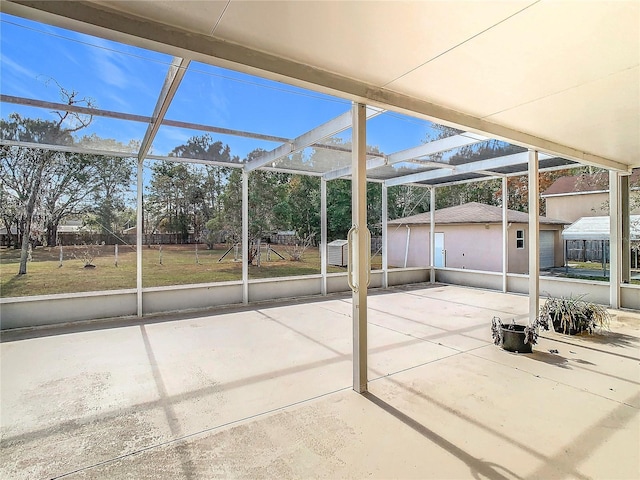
[540,231,555,269]
[434,233,445,267]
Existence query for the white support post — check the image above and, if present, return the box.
[430,187,435,283]
[321,177,328,296]
[136,159,143,317]
[621,175,631,284]
[403,226,411,268]
[382,183,388,289]
[352,103,368,394]
[609,170,621,308]
[242,170,249,304]
[502,176,508,293]
[528,150,540,325]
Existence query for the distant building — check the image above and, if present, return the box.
[387,202,567,274]
[0,225,18,247]
[269,231,298,245]
[541,170,640,223]
[1,220,94,246]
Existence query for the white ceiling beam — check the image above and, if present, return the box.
[2,93,384,161]
[323,156,387,181]
[429,161,582,187]
[430,176,501,188]
[138,56,190,162]
[386,132,487,166]
[506,162,578,177]
[476,170,507,178]
[245,106,383,172]
[145,154,243,169]
[405,161,580,188]
[1,93,151,123]
[322,132,483,180]
[385,151,552,187]
[0,139,136,158]
[2,93,291,143]
[3,1,629,173]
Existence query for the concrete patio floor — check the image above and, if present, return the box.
[1,283,638,479]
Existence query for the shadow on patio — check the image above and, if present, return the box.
[1,284,638,479]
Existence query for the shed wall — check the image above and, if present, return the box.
[387,222,564,274]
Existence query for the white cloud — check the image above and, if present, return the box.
[151,128,192,156]
[0,77,34,99]
[208,81,230,122]
[93,49,129,89]
[1,54,37,81]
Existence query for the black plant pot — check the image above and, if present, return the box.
[553,322,579,335]
[501,324,532,353]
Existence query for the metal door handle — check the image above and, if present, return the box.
[347,225,358,293]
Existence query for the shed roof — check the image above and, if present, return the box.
[542,169,640,197]
[388,202,567,226]
[562,215,640,241]
[328,240,348,247]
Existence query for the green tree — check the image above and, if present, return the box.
[326,179,351,240]
[90,155,135,241]
[247,163,291,241]
[162,134,240,244]
[74,135,137,241]
[288,175,320,240]
[39,152,96,247]
[146,161,199,242]
[216,167,243,243]
[387,185,431,220]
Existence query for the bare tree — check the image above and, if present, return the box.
[0,85,94,274]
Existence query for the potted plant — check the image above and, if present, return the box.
[491,316,550,353]
[538,294,610,335]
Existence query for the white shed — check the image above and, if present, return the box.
[562,216,640,241]
[328,240,349,267]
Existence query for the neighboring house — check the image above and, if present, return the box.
[269,231,297,245]
[56,219,96,245]
[123,225,197,244]
[1,221,91,246]
[541,170,640,223]
[0,225,18,247]
[387,202,567,274]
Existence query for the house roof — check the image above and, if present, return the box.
[388,202,567,226]
[542,169,640,197]
[562,215,640,241]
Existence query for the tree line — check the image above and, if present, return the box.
[3,102,604,276]
[0,105,436,274]
[148,134,435,247]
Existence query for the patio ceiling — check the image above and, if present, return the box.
[1,0,638,186]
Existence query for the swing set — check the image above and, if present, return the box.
[217,242,286,264]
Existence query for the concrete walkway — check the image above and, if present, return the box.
[1,284,638,479]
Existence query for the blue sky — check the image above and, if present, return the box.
[1,13,441,162]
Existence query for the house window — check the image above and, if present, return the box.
[516,230,525,249]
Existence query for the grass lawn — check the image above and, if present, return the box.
[556,261,640,284]
[566,260,610,270]
[1,244,381,298]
